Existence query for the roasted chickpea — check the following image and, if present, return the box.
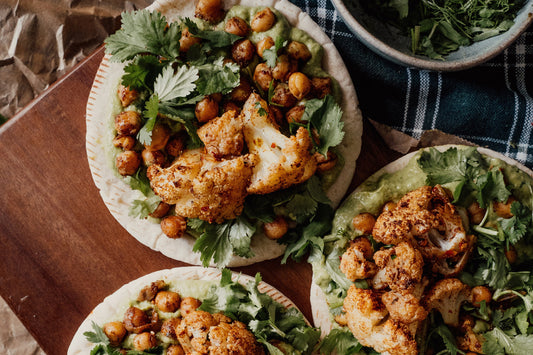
[351,213,376,235]
[123,307,150,333]
[133,332,157,351]
[315,151,338,173]
[310,76,332,99]
[493,196,516,218]
[154,290,181,313]
[160,318,180,339]
[505,245,517,264]
[144,123,170,151]
[113,135,136,150]
[230,77,252,103]
[116,150,141,176]
[195,95,219,123]
[161,215,187,239]
[179,28,202,53]
[270,83,297,108]
[467,201,485,224]
[118,85,139,107]
[263,215,289,240]
[115,111,141,136]
[225,16,250,37]
[180,297,202,316]
[167,345,186,355]
[194,0,224,23]
[286,41,312,62]
[103,321,127,346]
[166,135,185,157]
[210,92,223,102]
[223,101,241,113]
[231,39,256,67]
[253,63,274,92]
[288,72,311,100]
[150,202,171,219]
[272,54,295,81]
[269,106,284,126]
[250,7,276,32]
[382,201,397,213]
[142,149,166,167]
[472,286,492,307]
[257,36,275,58]
[285,105,306,124]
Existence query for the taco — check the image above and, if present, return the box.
[68,266,320,354]
[85,0,362,267]
[309,145,533,354]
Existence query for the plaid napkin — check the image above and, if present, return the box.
[291,0,533,169]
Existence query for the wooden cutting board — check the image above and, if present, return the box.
[0,46,400,355]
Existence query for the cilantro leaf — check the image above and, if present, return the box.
[483,327,533,354]
[154,65,198,102]
[105,10,180,62]
[182,18,242,50]
[123,168,152,196]
[194,57,240,95]
[429,324,460,355]
[84,321,109,345]
[129,194,161,219]
[263,36,287,68]
[122,55,166,91]
[319,329,363,355]
[500,201,533,245]
[475,169,511,208]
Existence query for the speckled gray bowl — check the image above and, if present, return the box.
[332,0,533,71]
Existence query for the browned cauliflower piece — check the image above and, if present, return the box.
[197,110,244,159]
[373,185,475,276]
[148,149,257,223]
[340,237,377,281]
[175,310,265,355]
[456,315,485,354]
[343,285,418,355]
[382,290,428,324]
[423,278,472,327]
[241,93,317,194]
[372,242,424,292]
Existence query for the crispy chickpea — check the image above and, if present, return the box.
[124,307,150,333]
[472,286,492,307]
[116,150,141,176]
[195,95,219,123]
[144,123,170,151]
[180,297,202,316]
[288,72,311,100]
[166,135,185,157]
[505,245,517,264]
[269,106,284,126]
[285,105,306,124]
[351,213,376,235]
[118,85,139,107]
[113,135,136,150]
[167,345,186,355]
[154,290,181,313]
[231,39,256,67]
[286,41,312,62]
[115,111,141,136]
[133,332,157,351]
[223,101,241,113]
[160,318,180,339]
[142,149,166,167]
[467,201,486,225]
[230,77,252,103]
[194,0,224,23]
[103,321,127,346]
[270,83,297,108]
[225,16,250,37]
[315,151,338,173]
[382,201,397,213]
[150,202,171,219]
[310,77,332,99]
[257,36,275,58]
[263,215,289,240]
[493,196,516,219]
[161,215,187,239]
[250,7,276,32]
[272,54,295,81]
[253,63,274,92]
[179,28,202,53]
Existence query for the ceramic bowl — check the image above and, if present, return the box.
[332,0,533,71]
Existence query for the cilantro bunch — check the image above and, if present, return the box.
[362,0,526,59]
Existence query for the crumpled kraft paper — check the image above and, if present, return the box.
[0,0,153,119]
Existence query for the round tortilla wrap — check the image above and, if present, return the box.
[85,0,362,267]
[310,144,533,338]
[68,266,305,354]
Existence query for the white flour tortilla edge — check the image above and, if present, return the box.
[85,0,362,267]
[68,266,304,354]
[310,144,533,338]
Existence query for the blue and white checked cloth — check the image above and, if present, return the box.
[291,0,533,169]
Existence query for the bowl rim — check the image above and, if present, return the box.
[331,0,533,71]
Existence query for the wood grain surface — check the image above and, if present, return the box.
[0,46,400,355]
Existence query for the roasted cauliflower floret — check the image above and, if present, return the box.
[340,237,377,281]
[148,149,257,223]
[372,242,424,292]
[241,93,317,194]
[382,290,428,324]
[373,185,475,276]
[456,315,485,353]
[175,310,264,355]
[197,110,244,159]
[343,285,418,355]
[423,278,472,327]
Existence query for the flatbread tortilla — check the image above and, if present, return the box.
[310,144,533,338]
[68,266,305,354]
[85,0,362,267]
